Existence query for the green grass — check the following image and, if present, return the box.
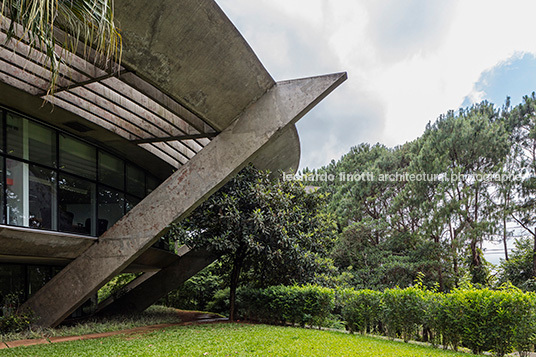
[1,306,185,342]
[0,323,478,357]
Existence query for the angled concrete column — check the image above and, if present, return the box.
[94,271,158,314]
[22,72,347,327]
[96,247,217,316]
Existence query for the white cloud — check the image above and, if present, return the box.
[215,0,536,169]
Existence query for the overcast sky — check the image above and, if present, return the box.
[216,0,536,170]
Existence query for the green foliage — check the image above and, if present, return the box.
[341,289,382,334]
[97,273,139,303]
[436,287,536,356]
[0,0,122,95]
[310,100,523,291]
[162,265,222,311]
[381,287,429,342]
[170,165,337,320]
[0,313,33,334]
[0,293,33,334]
[499,237,536,290]
[340,286,536,357]
[208,285,334,328]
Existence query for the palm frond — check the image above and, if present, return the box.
[0,0,121,95]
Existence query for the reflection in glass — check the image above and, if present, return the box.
[0,160,3,224]
[126,164,145,198]
[125,194,141,213]
[98,187,124,235]
[59,135,96,180]
[7,114,56,166]
[99,151,124,190]
[6,160,56,229]
[0,265,25,307]
[28,266,54,297]
[146,175,160,195]
[0,109,4,153]
[1,110,158,236]
[29,166,56,230]
[59,174,95,235]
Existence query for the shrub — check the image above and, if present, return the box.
[341,289,381,334]
[162,268,222,311]
[205,284,536,356]
[381,286,428,342]
[433,286,536,356]
[207,285,334,327]
[0,293,34,334]
[0,313,33,334]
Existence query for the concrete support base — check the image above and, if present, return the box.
[21,72,347,327]
[96,247,217,316]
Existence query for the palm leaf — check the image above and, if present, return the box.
[0,0,121,95]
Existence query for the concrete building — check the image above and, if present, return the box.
[0,0,346,327]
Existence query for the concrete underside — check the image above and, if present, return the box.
[0,225,179,272]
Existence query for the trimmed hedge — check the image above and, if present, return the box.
[206,284,536,356]
[341,289,382,334]
[342,286,536,357]
[208,285,334,327]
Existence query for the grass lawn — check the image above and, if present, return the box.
[0,306,207,342]
[0,323,478,357]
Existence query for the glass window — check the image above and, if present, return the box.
[6,114,25,159]
[7,114,56,166]
[0,265,25,311]
[6,159,27,227]
[28,266,54,297]
[146,175,160,195]
[59,135,96,180]
[126,164,145,198]
[0,159,3,224]
[29,166,56,230]
[98,187,124,236]
[59,174,96,235]
[6,160,56,229]
[125,194,141,213]
[0,111,160,236]
[98,151,124,190]
[0,109,4,153]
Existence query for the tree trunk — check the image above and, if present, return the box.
[533,229,536,278]
[229,251,244,322]
[433,234,444,292]
[503,215,508,261]
[449,220,459,288]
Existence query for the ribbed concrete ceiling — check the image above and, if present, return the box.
[0,0,300,173]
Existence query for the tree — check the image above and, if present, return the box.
[171,165,337,321]
[1,0,121,93]
[505,94,536,277]
[499,237,536,291]
[415,103,509,285]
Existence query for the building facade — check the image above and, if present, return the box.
[0,0,346,327]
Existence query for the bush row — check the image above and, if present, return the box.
[341,286,536,357]
[208,285,334,327]
[207,284,536,356]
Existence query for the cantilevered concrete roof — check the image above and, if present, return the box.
[114,0,276,131]
[0,0,301,176]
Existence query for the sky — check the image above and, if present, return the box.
[215,0,536,170]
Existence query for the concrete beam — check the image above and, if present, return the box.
[96,247,217,316]
[22,72,347,327]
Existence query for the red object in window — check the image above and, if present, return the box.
[6,178,13,186]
